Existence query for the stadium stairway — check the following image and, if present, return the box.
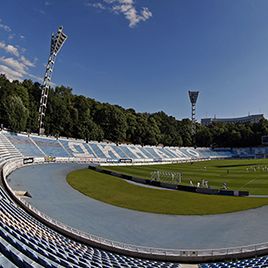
[0,253,17,268]
[1,132,44,158]
[0,133,22,165]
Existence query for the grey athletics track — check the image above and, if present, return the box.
[7,163,268,250]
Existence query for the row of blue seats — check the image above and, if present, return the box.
[199,255,268,268]
[2,131,235,160]
[0,186,181,268]
[0,133,23,166]
[5,131,268,162]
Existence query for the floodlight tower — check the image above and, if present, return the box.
[188,90,199,136]
[38,26,67,135]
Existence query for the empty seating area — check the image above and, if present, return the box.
[0,133,22,166]
[1,131,236,162]
[199,256,268,268]
[3,130,268,163]
[0,252,17,268]
[0,186,181,267]
[2,130,268,267]
[31,136,70,157]
[3,133,44,158]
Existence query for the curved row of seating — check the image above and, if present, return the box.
[3,130,268,163]
[0,132,184,267]
[200,256,268,268]
[1,131,233,162]
[1,130,268,267]
[0,132,22,166]
[0,185,182,268]
[2,182,268,268]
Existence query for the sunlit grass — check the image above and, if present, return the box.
[67,167,268,215]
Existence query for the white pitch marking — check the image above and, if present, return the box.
[238,178,257,190]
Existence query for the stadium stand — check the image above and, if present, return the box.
[199,256,268,268]
[0,191,182,268]
[2,130,268,267]
[3,133,44,158]
[0,133,22,165]
[1,131,234,162]
[31,136,70,157]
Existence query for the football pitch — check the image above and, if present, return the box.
[102,159,268,195]
[67,159,268,215]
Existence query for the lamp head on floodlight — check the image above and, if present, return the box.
[50,26,67,56]
[188,91,199,105]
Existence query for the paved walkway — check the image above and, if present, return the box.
[8,163,268,250]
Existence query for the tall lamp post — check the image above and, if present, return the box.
[38,26,67,135]
[188,90,199,138]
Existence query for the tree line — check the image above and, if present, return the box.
[0,74,268,148]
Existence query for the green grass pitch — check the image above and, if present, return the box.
[67,159,268,215]
[102,159,268,195]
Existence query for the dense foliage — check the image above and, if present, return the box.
[1,74,268,147]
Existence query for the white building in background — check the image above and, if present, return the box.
[201,114,264,126]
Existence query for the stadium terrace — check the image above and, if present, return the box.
[1,129,268,267]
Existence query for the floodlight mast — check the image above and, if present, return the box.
[38,26,67,135]
[188,91,199,136]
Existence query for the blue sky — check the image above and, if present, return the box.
[1,0,268,121]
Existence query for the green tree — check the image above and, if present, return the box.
[4,95,29,132]
[94,105,127,142]
[196,126,213,147]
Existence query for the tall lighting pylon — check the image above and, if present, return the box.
[188,90,199,137]
[38,26,68,135]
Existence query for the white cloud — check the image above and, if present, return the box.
[0,47,36,81]
[8,33,16,40]
[87,0,152,28]
[20,56,35,67]
[0,41,20,57]
[0,19,38,82]
[0,64,24,81]
[141,7,152,20]
[87,2,106,9]
[27,73,43,83]
[6,44,19,57]
[0,19,12,32]
[0,57,27,75]
[0,56,39,82]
